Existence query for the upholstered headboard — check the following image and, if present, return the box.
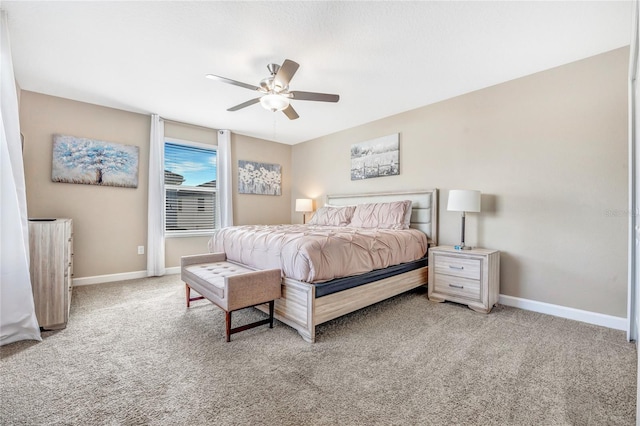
[325,189,439,246]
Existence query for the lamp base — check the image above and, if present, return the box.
[456,213,473,251]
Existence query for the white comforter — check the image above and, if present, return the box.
[208,224,428,283]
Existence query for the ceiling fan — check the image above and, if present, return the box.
[205,59,339,120]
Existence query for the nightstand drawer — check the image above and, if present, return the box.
[433,254,481,280]
[433,274,481,300]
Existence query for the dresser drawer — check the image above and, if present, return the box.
[434,254,481,280]
[433,274,481,301]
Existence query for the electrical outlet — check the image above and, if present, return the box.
[137,246,144,255]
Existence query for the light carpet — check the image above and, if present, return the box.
[0,274,636,425]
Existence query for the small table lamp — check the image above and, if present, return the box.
[295,198,313,224]
[447,189,481,250]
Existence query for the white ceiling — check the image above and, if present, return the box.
[3,1,633,145]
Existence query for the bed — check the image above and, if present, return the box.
[209,189,438,342]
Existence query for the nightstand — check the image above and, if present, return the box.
[428,246,500,313]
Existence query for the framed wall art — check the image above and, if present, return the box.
[238,160,281,195]
[350,133,399,180]
[52,134,139,188]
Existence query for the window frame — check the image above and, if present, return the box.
[164,138,218,238]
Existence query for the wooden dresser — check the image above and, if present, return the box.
[428,245,500,313]
[28,218,73,330]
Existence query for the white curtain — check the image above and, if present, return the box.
[217,129,233,227]
[628,2,640,422]
[629,0,639,343]
[147,114,165,276]
[0,10,41,345]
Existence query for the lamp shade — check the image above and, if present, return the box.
[447,190,481,213]
[260,94,290,111]
[295,198,313,212]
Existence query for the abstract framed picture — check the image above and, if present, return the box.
[52,134,139,188]
[350,133,400,180]
[238,160,282,195]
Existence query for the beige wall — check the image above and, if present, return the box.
[232,133,292,226]
[292,47,629,318]
[20,92,291,276]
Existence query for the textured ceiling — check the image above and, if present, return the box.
[3,1,633,145]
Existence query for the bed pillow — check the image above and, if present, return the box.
[326,201,412,229]
[402,200,413,229]
[308,205,356,226]
[349,200,412,230]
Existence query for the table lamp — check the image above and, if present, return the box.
[295,198,313,224]
[447,189,481,250]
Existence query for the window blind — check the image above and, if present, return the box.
[164,141,217,234]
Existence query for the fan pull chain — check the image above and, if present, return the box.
[272,115,277,141]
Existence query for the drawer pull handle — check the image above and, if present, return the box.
[449,266,464,270]
[449,284,464,289]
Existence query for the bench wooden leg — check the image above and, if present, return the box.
[226,311,232,342]
[187,288,274,342]
[225,301,277,342]
[269,300,275,328]
[185,283,205,308]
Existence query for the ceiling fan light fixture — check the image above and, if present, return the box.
[260,93,289,112]
[207,59,339,119]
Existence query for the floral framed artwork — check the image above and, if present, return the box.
[350,133,400,180]
[52,134,139,188]
[238,160,281,195]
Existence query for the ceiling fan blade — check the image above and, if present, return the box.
[227,97,261,111]
[290,91,340,103]
[282,104,299,120]
[274,59,299,89]
[206,74,260,91]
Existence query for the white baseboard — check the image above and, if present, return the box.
[73,267,180,286]
[499,294,627,331]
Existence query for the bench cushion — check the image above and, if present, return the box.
[184,261,256,299]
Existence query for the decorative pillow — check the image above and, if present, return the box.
[349,200,411,230]
[308,205,356,226]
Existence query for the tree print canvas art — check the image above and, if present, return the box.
[52,135,139,188]
[350,133,400,180]
[238,160,281,195]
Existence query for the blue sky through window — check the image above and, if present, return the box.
[165,142,216,187]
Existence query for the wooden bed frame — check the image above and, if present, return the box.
[255,189,438,342]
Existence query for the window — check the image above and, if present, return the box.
[164,139,217,236]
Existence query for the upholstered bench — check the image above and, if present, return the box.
[181,252,281,342]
